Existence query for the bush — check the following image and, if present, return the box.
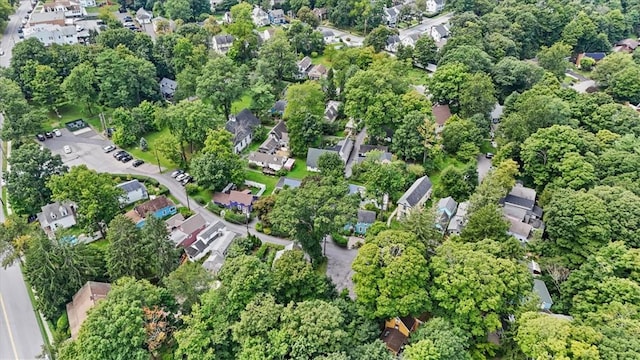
[56,313,69,333]
[192,196,206,205]
[248,162,259,170]
[255,222,263,232]
[263,227,272,235]
[332,232,348,247]
[311,51,318,58]
[276,168,288,177]
[157,185,170,196]
[224,211,250,224]
[178,207,194,218]
[185,183,200,196]
[255,243,269,259]
[207,203,223,215]
[580,57,596,71]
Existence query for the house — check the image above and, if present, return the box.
[396,175,433,219]
[261,27,277,42]
[41,0,83,18]
[500,183,544,243]
[297,56,313,79]
[185,221,236,263]
[385,34,401,52]
[248,152,290,171]
[426,0,445,13]
[211,34,235,55]
[436,196,458,231]
[401,32,421,48]
[37,202,76,231]
[169,213,208,247]
[533,279,553,311]
[446,201,469,235]
[357,147,393,164]
[322,29,337,44]
[66,282,111,339]
[116,180,148,205]
[223,11,232,24]
[274,177,302,192]
[24,24,78,46]
[346,209,377,235]
[126,196,177,227]
[213,190,255,213]
[358,144,388,158]
[159,77,177,100]
[308,64,328,80]
[334,138,354,162]
[345,118,357,133]
[271,99,287,116]
[78,0,95,7]
[432,104,452,133]
[152,17,175,33]
[28,11,66,26]
[324,100,341,122]
[381,317,421,355]
[273,242,310,266]
[613,38,639,53]
[252,6,270,27]
[306,148,337,172]
[528,259,542,276]
[349,184,366,197]
[259,121,289,154]
[312,7,328,20]
[136,8,152,24]
[576,52,606,68]
[383,6,400,27]
[430,23,449,42]
[209,0,224,10]
[225,109,261,154]
[269,9,286,24]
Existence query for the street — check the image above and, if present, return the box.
[398,12,453,38]
[0,0,31,68]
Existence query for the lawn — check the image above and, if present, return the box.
[123,127,178,171]
[287,159,311,179]
[231,92,252,114]
[480,140,494,154]
[406,68,430,86]
[43,103,103,131]
[89,238,109,251]
[428,154,466,191]
[245,169,279,194]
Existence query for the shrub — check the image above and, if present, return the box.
[248,162,259,170]
[178,207,194,218]
[192,196,206,205]
[185,183,200,196]
[580,57,596,71]
[276,168,288,177]
[56,313,69,333]
[224,211,250,224]
[207,203,223,215]
[263,227,272,235]
[311,51,318,57]
[157,185,170,196]
[332,232,348,247]
[255,243,269,259]
[255,222,263,232]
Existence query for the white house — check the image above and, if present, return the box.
[426,0,445,14]
[321,29,337,44]
[296,56,313,79]
[37,202,77,231]
[252,6,270,27]
[116,180,149,205]
[211,34,235,55]
[24,24,78,46]
[401,32,421,48]
[383,6,401,27]
[430,23,450,42]
[225,109,261,153]
[248,152,289,171]
[78,0,96,7]
[385,35,401,52]
[396,175,432,219]
[136,8,152,24]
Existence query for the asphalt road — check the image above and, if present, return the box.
[0,0,31,68]
[398,12,454,39]
[43,128,359,295]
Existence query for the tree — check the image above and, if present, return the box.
[468,159,519,212]
[23,234,106,320]
[163,261,213,313]
[407,318,471,360]
[537,42,572,79]
[401,207,443,256]
[270,176,359,263]
[592,52,635,87]
[105,215,146,280]
[154,133,184,165]
[158,99,220,157]
[249,80,276,119]
[0,215,32,268]
[352,230,431,319]
[165,0,193,20]
[459,72,496,119]
[6,143,67,215]
[231,293,285,359]
[364,26,398,52]
[515,311,601,359]
[287,21,325,56]
[429,241,532,338]
[435,165,476,202]
[589,186,640,248]
[190,152,245,191]
[439,45,494,74]
[441,116,482,155]
[140,216,181,281]
[413,36,438,67]
[359,160,407,202]
[428,62,470,106]
[218,255,272,315]
[61,62,98,114]
[608,65,640,104]
[59,277,175,360]
[581,302,640,359]
[297,6,320,27]
[284,81,325,156]
[30,64,62,112]
[318,152,346,178]
[561,11,608,53]
[492,57,544,100]
[256,30,298,86]
[553,152,596,190]
[111,102,158,147]
[227,3,258,62]
[460,204,510,242]
[47,165,122,235]
[196,56,247,119]
[544,189,611,269]
[272,250,332,304]
[391,111,431,162]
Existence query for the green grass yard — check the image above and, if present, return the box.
[123,127,178,171]
[245,170,279,194]
[44,103,103,131]
[231,92,252,114]
[287,159,311,179]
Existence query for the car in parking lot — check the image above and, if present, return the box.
[45,132,53,138]
[176,173,189,181]
[53,128,62,137]
[171,169,184,178]
[36,134,46,141]
[114,151,129,160]
[63,145,72,154]
[103,145,116,153]
[181,176,192,186]
[120,154,133,162]
[132,159,144,167]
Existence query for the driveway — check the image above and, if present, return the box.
[477,154,493,183]
[318,26,364,47]
[345,127,367,178]
[398,12,453,38]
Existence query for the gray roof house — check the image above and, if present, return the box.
[383,6,400,27]
[136,8,153,24]
[500,182,544,243]
[271,99,287,115]
[259,121,289,154]
[306,148,337,172]
[533,279,553,311]
[446,201,469,235]
[225,109,261,154]
[116,180,148,205]
[297,56,313,78]
[430,24,449,42]
[37,201,77,231]
[385,35,401,52]
[212,34,235,55]
[324,101,341,122]
[436,196,458,232]
[396,176,432,219]
[159,77,177,100]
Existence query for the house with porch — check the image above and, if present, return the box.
[225,109,261,154]
[269,9,286,24]
[168,213,208,248]
[259,121,289,155]
[136,8,152,24]
[248,152,292,171]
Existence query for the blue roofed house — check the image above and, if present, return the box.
[125,196,177,227]
[225,109,261,154]
[345,209,377,235]
[533,279,553,311]
[435,196,458,232]
[116,180,149,206]
[396,176,433,219]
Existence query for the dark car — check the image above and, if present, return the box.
[45,132,53,138]
[113,150,126,158]
[17,28,23,33]
[132,159,144,167]
[114,151,129,160]
[118,7,127,13]
[485,152,494,159]
[123,16,132,21]
[36,134,46,141]
[120,155,133,163]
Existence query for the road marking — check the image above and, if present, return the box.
[0,292,19,360]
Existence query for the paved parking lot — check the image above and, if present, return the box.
[41,128,160,175]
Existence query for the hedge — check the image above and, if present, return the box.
[224,211,251,224]
[332,232,348,248]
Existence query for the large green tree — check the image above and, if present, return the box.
[271,250,332,304]
[283,81,325,156]
[190,151,245,192]
[256,30,298,87]
[459,72,496,119]
[537,42,572,79]
[428,62,470,107]
[158,99,220,157]
[61,62,98,114]
[196,56,247,120]
[163,261,214,313]
[406,318,471,360]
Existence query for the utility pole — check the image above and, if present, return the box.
[185,186,191,211]
[154,148,162,173]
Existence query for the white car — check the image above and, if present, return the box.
[53,128,61,137]
[176,173,188,181]
[63,145,72,154]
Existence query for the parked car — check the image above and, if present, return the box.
[132,159,144,167]
[171,169,184,178]
[123,16,132,21]
[17,28,23,33]
[120,154,133,162]
[63,145,72,154]
[114,151,129,160]
[181,176,192,185]
[53,128,62,137]
[485,152,494,159]
[45,132,53,138]
[103,145,116,153]
[176,173,189,181]
[36,134,46,141]
[113,150,126,158]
